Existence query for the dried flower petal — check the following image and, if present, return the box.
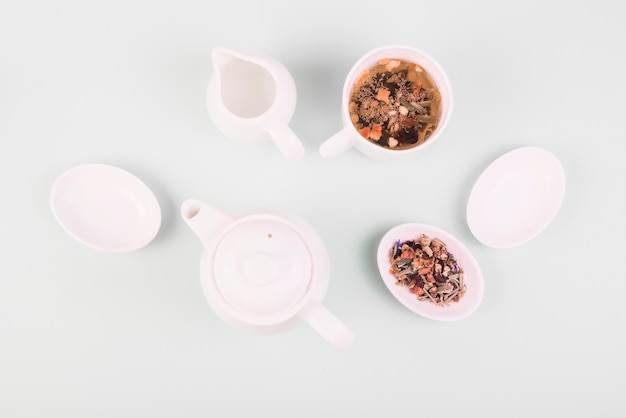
[369,124,383,141]
[359,127,371,139]
[376,88,391,104]
[386,59,401,71]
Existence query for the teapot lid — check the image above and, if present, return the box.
[212,216,312,319]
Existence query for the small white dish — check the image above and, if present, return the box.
[50,164,161,252]
[466,146,566,249]
[377,223,484,321]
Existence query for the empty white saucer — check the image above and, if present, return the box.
[466,147,566,249]
[50,164,161,252]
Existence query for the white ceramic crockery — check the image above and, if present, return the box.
[181,199,355,350]
[207,46,305,160]
[467,146,566,249]
[319,44,453,160]
[377,223,484,321]
[50,164,161,252]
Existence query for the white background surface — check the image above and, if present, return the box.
[1,1,625,417]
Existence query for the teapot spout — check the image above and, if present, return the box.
[181,199,234,252]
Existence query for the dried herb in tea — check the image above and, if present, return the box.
[389,234,466,306]
[350,58,441,150]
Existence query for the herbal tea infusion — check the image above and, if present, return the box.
[349,58,441,150]
[389,234,466,306]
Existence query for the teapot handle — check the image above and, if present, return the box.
[300,301,355,350]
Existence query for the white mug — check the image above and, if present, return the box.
[319,45,453,160]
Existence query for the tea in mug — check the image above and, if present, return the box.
[349,58,441,150]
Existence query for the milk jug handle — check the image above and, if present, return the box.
[300,301,356,350]
[319,127,353,159]
[267,124,305,161]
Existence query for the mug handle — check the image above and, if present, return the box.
[267,124,305,161]
[300,301,356,350]
[319,127,354,159]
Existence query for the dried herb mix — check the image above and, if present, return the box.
[350,58,441,150]
[389,234,466,306]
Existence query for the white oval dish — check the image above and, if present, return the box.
[377,223,484,321]
[50,164,161,252]
[466,146,566,249]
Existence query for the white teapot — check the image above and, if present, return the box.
[181,199,355,350]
